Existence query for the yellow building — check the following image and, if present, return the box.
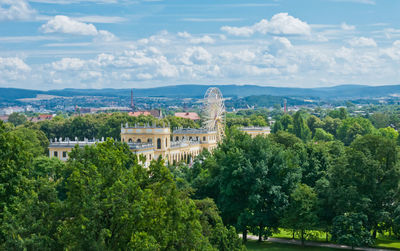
[239,127,271,138]
[49,124,218,167]
[48,88,268,165]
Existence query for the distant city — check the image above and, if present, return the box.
[1,84,400,124]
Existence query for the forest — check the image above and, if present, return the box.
[1,107,400,250]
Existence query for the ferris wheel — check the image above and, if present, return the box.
[203,87,225,141]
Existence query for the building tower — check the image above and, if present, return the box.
[130,89,135,111]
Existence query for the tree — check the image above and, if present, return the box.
[327,134,400,241]
[280,114,293,131]
[8,127,49,156]
[8,112,27,126]
[322,116,341,137]
[192,128,301,242]
[313,128,334,142]
[293,111,312,142]
[282,184,318,245]
[270,130,302,149]
[369,113,390,129]
[272,120,283,133]
[377,127,398,141]
[57,139,217,250]
[328,108,348,120]
[350,135,400,238]
[1,157,65,250]
[307,115,323,136]
[336,117,374,145]
[331,213,373,249]
[195,198,245,251]
[0,121,32,244]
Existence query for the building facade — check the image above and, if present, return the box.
[48,87,270,166]
[49,123,219,167]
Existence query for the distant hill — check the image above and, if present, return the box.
[1,84,400,101]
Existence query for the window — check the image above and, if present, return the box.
[157,138,161,149]
[166,138,168,147]
[62,151,67,158]
[128,138,133,143]
[54,151,58,157]
[175,136,179,141]
[147,138,152,143]
[189,136,192,140]
[137,139,141,143]
[203,136,206,141]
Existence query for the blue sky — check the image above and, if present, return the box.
[1,0,400,90]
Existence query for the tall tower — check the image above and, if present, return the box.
[130,89,135,111]
[283,99,287,113]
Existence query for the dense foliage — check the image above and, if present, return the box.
[0,121,244,250]
[35,113,199,141]
[2,106,400,249]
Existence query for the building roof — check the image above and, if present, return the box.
[173,128,214,134]
[29,114,53,122]
[175,112,200,120]
[129,111,151,117]
[128,109,163,118]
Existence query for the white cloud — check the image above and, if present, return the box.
[80,70,102,80]
[189,35,215,44]
[0,57,30,71]
[257,13,311,35]
[335,46,354,61]
[220,49,256,62]
[40,15,116,41]
[74,16,127,24]
[348,37,377,47]
[244,65,280,76]
[341,22,355,30]
[0,57,30,82]
[41,15,98,35]
[136,73,153,80]
[177,32,215,44]
[177,31,191,38]
[381,40,400,60]
[51,57,85,70]
[273,37,293,49]
[180,47,212,65]
[383,28,400,39]
[221,13,311,37]
[0,0,36,21]
[96,30,116,42]
[221,26,254,37]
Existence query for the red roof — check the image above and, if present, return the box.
[29,114,53,122]
[0,116,8,122]
[38,114,53,119]
[174,112,200,120]
[128,111,151,117]
[128,110,163,118]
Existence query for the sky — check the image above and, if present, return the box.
[1,0,400,90]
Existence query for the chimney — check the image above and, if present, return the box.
[131,89,134,111]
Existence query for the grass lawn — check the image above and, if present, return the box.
[266,228,400,250]
[272,229,329,242]
[245,240,340,251]
[375,238,400,249]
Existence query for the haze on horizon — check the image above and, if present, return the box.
[0,0,400,90]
